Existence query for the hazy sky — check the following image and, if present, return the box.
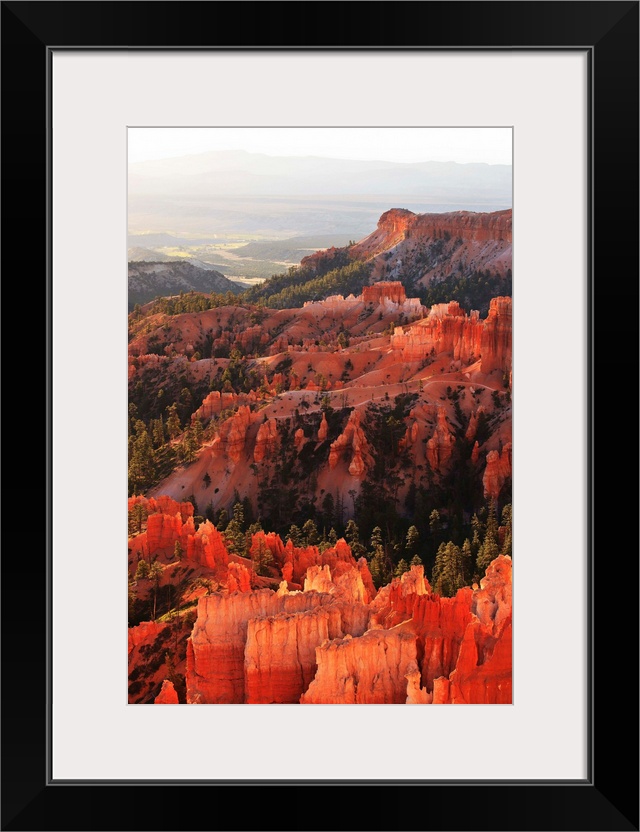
[128,127,512,166]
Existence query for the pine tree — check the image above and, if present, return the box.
[287,524,302,547]
[345,519,359,546]
[370,546,388,589]
[173,541,182,561]
[471,528,482,556]
[152,417,165,449]
[232,501,245,532]
[128,423,155,495]
[128,574,137,622]
[410,553,423,568]
[461,538,472,579]
[344,519,366,559]
[485,498,499,543]
[180,427,198,464]
[471,512,484,541]
[477,498,500,575]
[501,503,513,557]
[502,525,512,558]
[178,387,194,422]
[166,405,181,440]
[128,503,148,535]
[148,561,163,620]
[432,543,447,594]
[191,417,203,446]
[216,508,229,531]
[429,509,441,535]
[245,521,263,552]
[432,542,465,597]
[370,526,383,552]
[477,536,499,574]
[223,519,245,556]
[406,525,419,554]
[321,493,335,531]
[302,519,319,546]
[134,559,150,581]
[394,558,410,578]
[252,538,273,577]
[328,528,338,545]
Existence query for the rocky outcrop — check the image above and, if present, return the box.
[186,583,370,704]
[405,661,430,704]
[465,407,485,442]
[244,605,345,704]
[303,562,372,607]
[391,297,512,375]
[391,301,481,363]
[129,500,231,578]
[328,409,373,478]
[128,495,194,524]
[194,390,256,422]
[301,629,418,704]
[480,297,512,374]
[154,679,179,704]
[361,281,407,305]
[483,442,512,500]
[184,555,511,705]
[411,588,475,691]
[279,537,371,591]
[226,561,252,593]
[253,418,280,463]
[186,589,333,704]
[317,412,329,441]
[294,427,306,451]
[128,620,171,704]
[145,512,184,554]
[185,520,230,571]
[405,556,512,703]
[249,531,287,574]
[370,565,430,629]
[211,405,252,465]
[353,209,512,262]
[443,556,512,703]
[426,408,456,472]
[128,620,167,657]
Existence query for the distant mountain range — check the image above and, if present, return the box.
[128,150,511,238]
[128,261,244,310]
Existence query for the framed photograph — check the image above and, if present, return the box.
[2,2,637,830]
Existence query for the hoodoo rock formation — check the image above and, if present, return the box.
[361,281,407,306]
[128,497,231,577]
[181,555,511,705]
[194,390,256,422]
[425,408,456,472]
[301,629,418,704]
[480,297,513,374]
[210,405,252,465]
[154,680,179,704]
[391,297,512,375]
[186,575,371,704]
[253,418,280,463]
[437,556,512,704]
[328,409,374,478]
[483,442,512,500]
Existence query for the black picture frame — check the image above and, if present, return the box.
[2,2,638,830]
